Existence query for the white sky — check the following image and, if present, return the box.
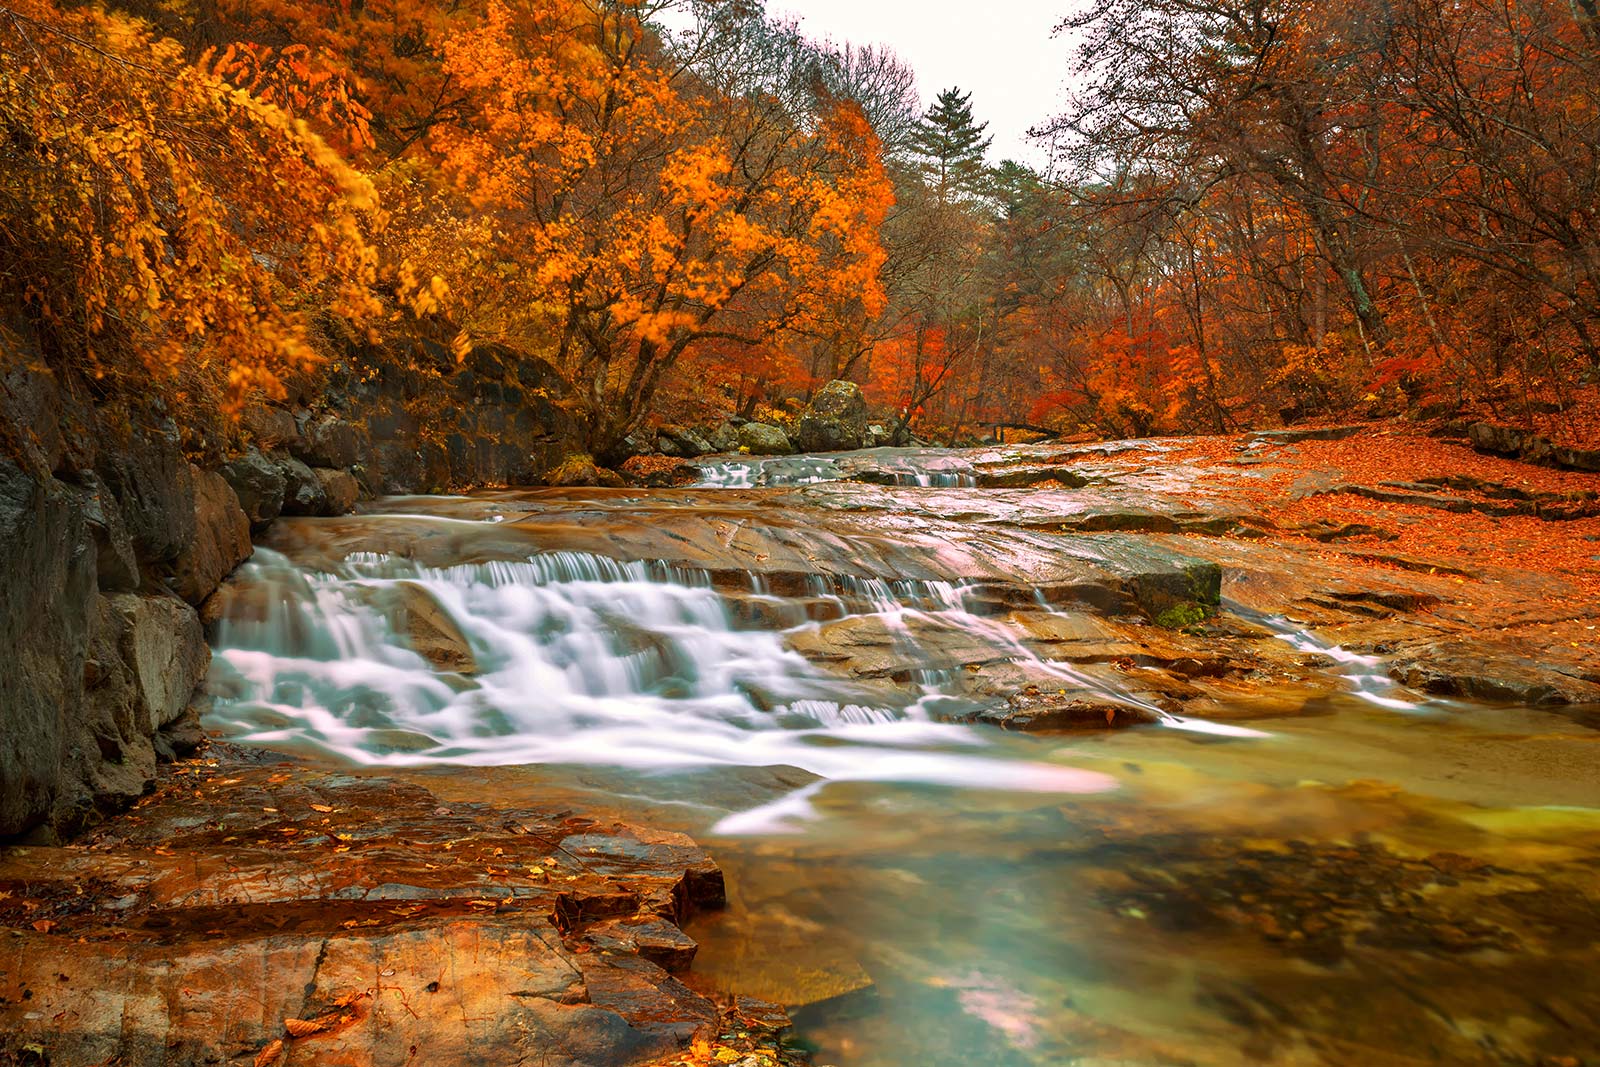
[769,1,1077,168]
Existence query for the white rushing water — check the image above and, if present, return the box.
[208,548,1122,830]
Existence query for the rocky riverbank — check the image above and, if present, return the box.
[0,324,597,842]
[0,745,808,1067]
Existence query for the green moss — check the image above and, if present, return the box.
[1156,601,1212,631]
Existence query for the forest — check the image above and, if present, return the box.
[3,0,1598,452]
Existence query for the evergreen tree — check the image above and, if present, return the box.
[909,87,993,204]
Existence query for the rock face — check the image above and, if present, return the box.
[0,448,215,839]
[738,422,794,455]
[0,460,94,838]
[0,752,800,1067]
[796,379,869,453]
[336,338,582,491]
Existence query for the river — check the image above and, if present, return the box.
[202,444,1600,1067]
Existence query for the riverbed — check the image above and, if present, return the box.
[202,440,1600,1066]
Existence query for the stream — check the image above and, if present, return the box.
[202,446,1600,1067]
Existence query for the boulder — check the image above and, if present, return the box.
[279,456,329,516]
[386,581,478,674]
[701,422,741,453]
[169,467,251,605]
[658,425,714,458]
[796,379,869,452]
[221,448,286,528]
[105,593,209,732]
[297,417,368,469]
[314,467,361,515]
[737,421,794,455]
[239,404,299,450]
[548,452,625,488]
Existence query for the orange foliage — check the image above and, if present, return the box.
[429,1,892,457]
[0,0,379,409]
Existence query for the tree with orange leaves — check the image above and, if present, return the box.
[432,0,890,460]
[0,0,379,410]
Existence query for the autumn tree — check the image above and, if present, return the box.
[432,0,890,461]
[0,0,379,410]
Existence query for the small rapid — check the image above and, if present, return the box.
[208,546,1118,822]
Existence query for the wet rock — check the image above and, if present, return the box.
[584,916,700,971]
[960,689,1162,731]
[0,753,763,1066]
[314,466,361,514]
[383,581,478,674]
[738,422,795,455]
[796,380,869,452]
[975,465,1088,489]
[1390,637,1600,707]
[221,447,286,528]
[620,455,701,488]
[279,455,329,516]
[168,467,251,605]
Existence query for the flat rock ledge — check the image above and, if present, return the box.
[0,747,805,1067]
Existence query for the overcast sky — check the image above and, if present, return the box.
[769,1,1077,168]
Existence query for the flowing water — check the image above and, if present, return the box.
[204,447,1600,1067]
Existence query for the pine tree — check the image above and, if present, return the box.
[909,87,993,204]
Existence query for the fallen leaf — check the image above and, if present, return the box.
[310,804,335,813]
[31,919,55,933]
[254,1038,284,1067]
[285,1015,334,1037]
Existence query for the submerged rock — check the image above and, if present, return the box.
[386,580,479,675]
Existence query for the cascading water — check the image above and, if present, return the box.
[209,546,1119,831]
